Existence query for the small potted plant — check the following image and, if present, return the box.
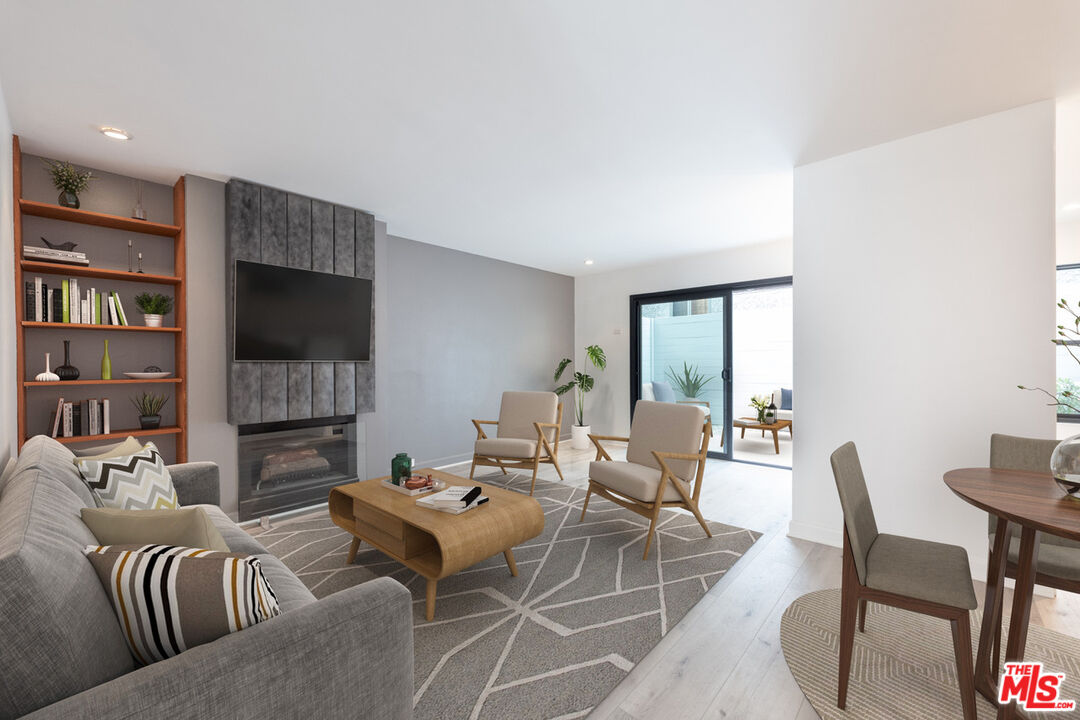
[665,362,715,402]
[554,344,607,449]
[131,392,169,430]
[750,394,771,423]
[134,292,174,327]
[44,160,94,209]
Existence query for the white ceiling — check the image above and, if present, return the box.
[1,1,1078,276]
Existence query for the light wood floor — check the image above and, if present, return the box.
[442,442,1080,720]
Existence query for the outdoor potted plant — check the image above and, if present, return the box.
[665,362,715,403]
[750,394,771,423]
[554,344,607,449]
[131,391,169,430]
[134,292,174,327]
[45,160,93,209]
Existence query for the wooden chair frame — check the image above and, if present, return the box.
[581,421,712,560]
[839,529,976,720]
[469,402,565,495]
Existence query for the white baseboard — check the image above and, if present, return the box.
[787,520,842,548]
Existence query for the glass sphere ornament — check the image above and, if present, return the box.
[1050,434,1080,499]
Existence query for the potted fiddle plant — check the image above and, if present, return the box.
[134,292,173,327]
[131,391,169,430]
[554,344,607,450]
[45,160,94,209]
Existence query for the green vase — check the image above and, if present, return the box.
[101,339,112,380]
[391,452,412,485]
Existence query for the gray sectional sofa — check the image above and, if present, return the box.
[0,435,414,720]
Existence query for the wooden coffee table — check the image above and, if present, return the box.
[733,417,793,454]
[328,468,544,620]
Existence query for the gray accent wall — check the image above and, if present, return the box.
[225,179,375,425]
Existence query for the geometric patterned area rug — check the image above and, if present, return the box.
[780,588,1080,720]
[254,471,761,719]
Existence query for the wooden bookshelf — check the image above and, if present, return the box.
[20,260,181,285]
[13,135,188,461]
[52,426,182,445]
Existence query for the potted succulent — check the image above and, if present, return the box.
[131,392,169,430]
[44,160,94,209]
[134,292,174,327]
[665,362,715,402]
[554,344,607,450]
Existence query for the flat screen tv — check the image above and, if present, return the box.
[234,260,372,362]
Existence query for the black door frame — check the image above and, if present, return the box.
[629,275,793,462]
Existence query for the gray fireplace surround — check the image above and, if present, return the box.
[225,179,375,425]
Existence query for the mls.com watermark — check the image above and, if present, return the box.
[998,662,1076,712]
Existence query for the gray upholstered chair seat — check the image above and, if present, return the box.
[588,460,689,503]
[475,437,537,459]
[993,533,1080,581]
[865,533,978,610]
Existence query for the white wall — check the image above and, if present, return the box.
[574,238,792,436]
[791,101,1056,575]
[0,83,14,466]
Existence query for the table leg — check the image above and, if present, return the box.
[771,429,780,454]
[426,578,438,622]
[740,427,746,439]
[346,536,361,564]
[504,549,518,576]
[975,520,1011,702]
[997,527,1041,720]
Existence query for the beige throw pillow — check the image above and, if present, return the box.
[72,436,145,465]
[81,507,230,552]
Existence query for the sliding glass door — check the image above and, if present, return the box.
[632,289,732,458]
[631,277,792,464]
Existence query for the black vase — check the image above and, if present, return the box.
[55,340,80,381]
[139,415,161,430]
[58,191,80,209]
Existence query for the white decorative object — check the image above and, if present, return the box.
[143,314,163,327]
[123,371,172,379]
[571,424,591,450]
[35,353,59,382]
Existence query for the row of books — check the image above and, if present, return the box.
[24,277,130,325]
[49,397,111,438]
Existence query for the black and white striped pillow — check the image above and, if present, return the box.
[83,544,281,664]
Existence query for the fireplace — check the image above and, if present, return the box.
[237,415,359,522]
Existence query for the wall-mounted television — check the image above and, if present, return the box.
[233,260,372,362]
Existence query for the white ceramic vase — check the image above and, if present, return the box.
[143,314,163,327]
[571,424,591,450]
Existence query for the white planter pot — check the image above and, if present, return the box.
[571,425,591,450]
[143,314,163,327]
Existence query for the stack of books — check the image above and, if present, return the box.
[417,486,489,515]
[23,245,89,266]
[49,397,111,438]
[23,276,130,325]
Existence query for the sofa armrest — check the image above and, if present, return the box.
[168,462,220,506]
[23,577,414,720]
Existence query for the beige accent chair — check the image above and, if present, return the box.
[470,391,564,496]
[582,400,711,560]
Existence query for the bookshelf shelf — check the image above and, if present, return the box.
[20,261,181,285]
[48,426,183,446]
[25,378,181,388]
[21,321,182,333]
[19,198,181,236]
[13,135,189,462]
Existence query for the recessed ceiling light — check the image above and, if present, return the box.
[584,259,594,266]
[100,127,131,141]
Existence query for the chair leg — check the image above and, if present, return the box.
[858,599,867,632]
[495,459,508,475]
[642,500,664,560]
[951,612,977,720]
[469,457,477,479]
[837,583,858,709]
[550,455,565,482]
[579,486,592,522]
[529,463,539,496]
[991,594,1003,677]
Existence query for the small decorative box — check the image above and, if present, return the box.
[381,478,438,496]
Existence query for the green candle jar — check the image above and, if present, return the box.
[391,453,412,485]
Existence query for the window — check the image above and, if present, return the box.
[1057,265,1080,419]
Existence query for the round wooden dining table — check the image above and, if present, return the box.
[944,468,1080,720]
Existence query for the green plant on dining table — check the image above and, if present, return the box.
[665,362,715,399]
[554,345,607,427]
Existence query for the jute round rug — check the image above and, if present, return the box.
[255,471,761,720]
[781,589,1080,719]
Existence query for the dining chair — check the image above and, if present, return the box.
[469,391,564,496]
[584,400,711,560]
[986,434,1080,673]
[830,442,978,720]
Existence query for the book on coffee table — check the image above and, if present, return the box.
[417,486,489,514]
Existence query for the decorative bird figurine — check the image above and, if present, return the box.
[35,353,59,382]
[41,237,78,252]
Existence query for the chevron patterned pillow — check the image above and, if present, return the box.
[84,544,281,664]
[76,442,179,510]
